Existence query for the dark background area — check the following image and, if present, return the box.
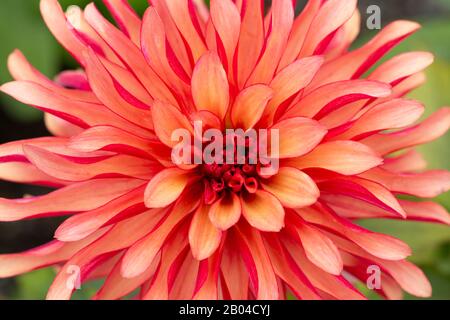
[0,0,449,299]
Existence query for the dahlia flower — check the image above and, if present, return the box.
[0,0,449,300]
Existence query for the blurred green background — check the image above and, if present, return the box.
[0,0,449,300]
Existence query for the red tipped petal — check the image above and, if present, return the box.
[23,145,160,181]
[284,80,391,119]
[400,200,450,225]
[336,99,424,140]
[299,0,357,57]
[285,141,382,175]
[369,51,434,84]
[235,224,279,300]
[294,219,343,275]
[362,108,450,155]
[0,178,143,221]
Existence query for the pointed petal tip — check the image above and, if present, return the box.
[144,168,190,208]
[241,191,285,232]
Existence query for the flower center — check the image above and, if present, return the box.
[199,132,268,204]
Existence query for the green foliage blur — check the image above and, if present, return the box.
[0,0,449,300]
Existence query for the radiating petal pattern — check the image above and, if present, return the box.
[0,0,447,301]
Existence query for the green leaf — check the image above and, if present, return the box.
[0,0,61,123]
[13,268,55,300]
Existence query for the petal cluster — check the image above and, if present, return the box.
[0,0,449,300]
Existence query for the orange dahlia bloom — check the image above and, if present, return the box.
[0,0,449,300]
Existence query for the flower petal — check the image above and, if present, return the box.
[308,20,421,90]
[189,204,222,260]
[221,237,249,300]
[164,0,207,61]
[45,114,83,138]
[241,190,285,232]
[55,186,147,242]
[23,145,160,182]
[263,56,324,124]
[69,126,171,166]
[149,0,192,75]
[318,177,406,218]
[209,191,241,230]
[46,210,166,300]
[40,0,86,65]
[96,252,160,300]
[144,167,191,208]
[84,3,177,105]
[191,52,229,120]
[297,205,411,260]
[210,0,240,67]
[141,8,190,96]
[283,235,366,300]
[271,117,327,158]
[283,80,391,120]
[261,167,319,208]
[335,99,424,140]
[382,150,427,173]
[142,230,190,299]
[231,85,273,130]
[83,48,153,129]
[285,141,382,175]
[151,100,193,148]
[369,51,434,84]
[400,200,450,225]
[103,0,142,46]
[299,0,357,57]
[361,168,450,198]
[0,178,143,221]
[264,234,321,300]
[246,0,294,85]
[121,188,200,278]
[362,108,450,155]
[235,0,264,88]
[0,81,153,139]
[0,230,107,278]
[7,50,97,104]
[330,234,431,298]
[0,161,65,187]
[235,224,279,300]
[294,220,343,275]
[278,0,323,70]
